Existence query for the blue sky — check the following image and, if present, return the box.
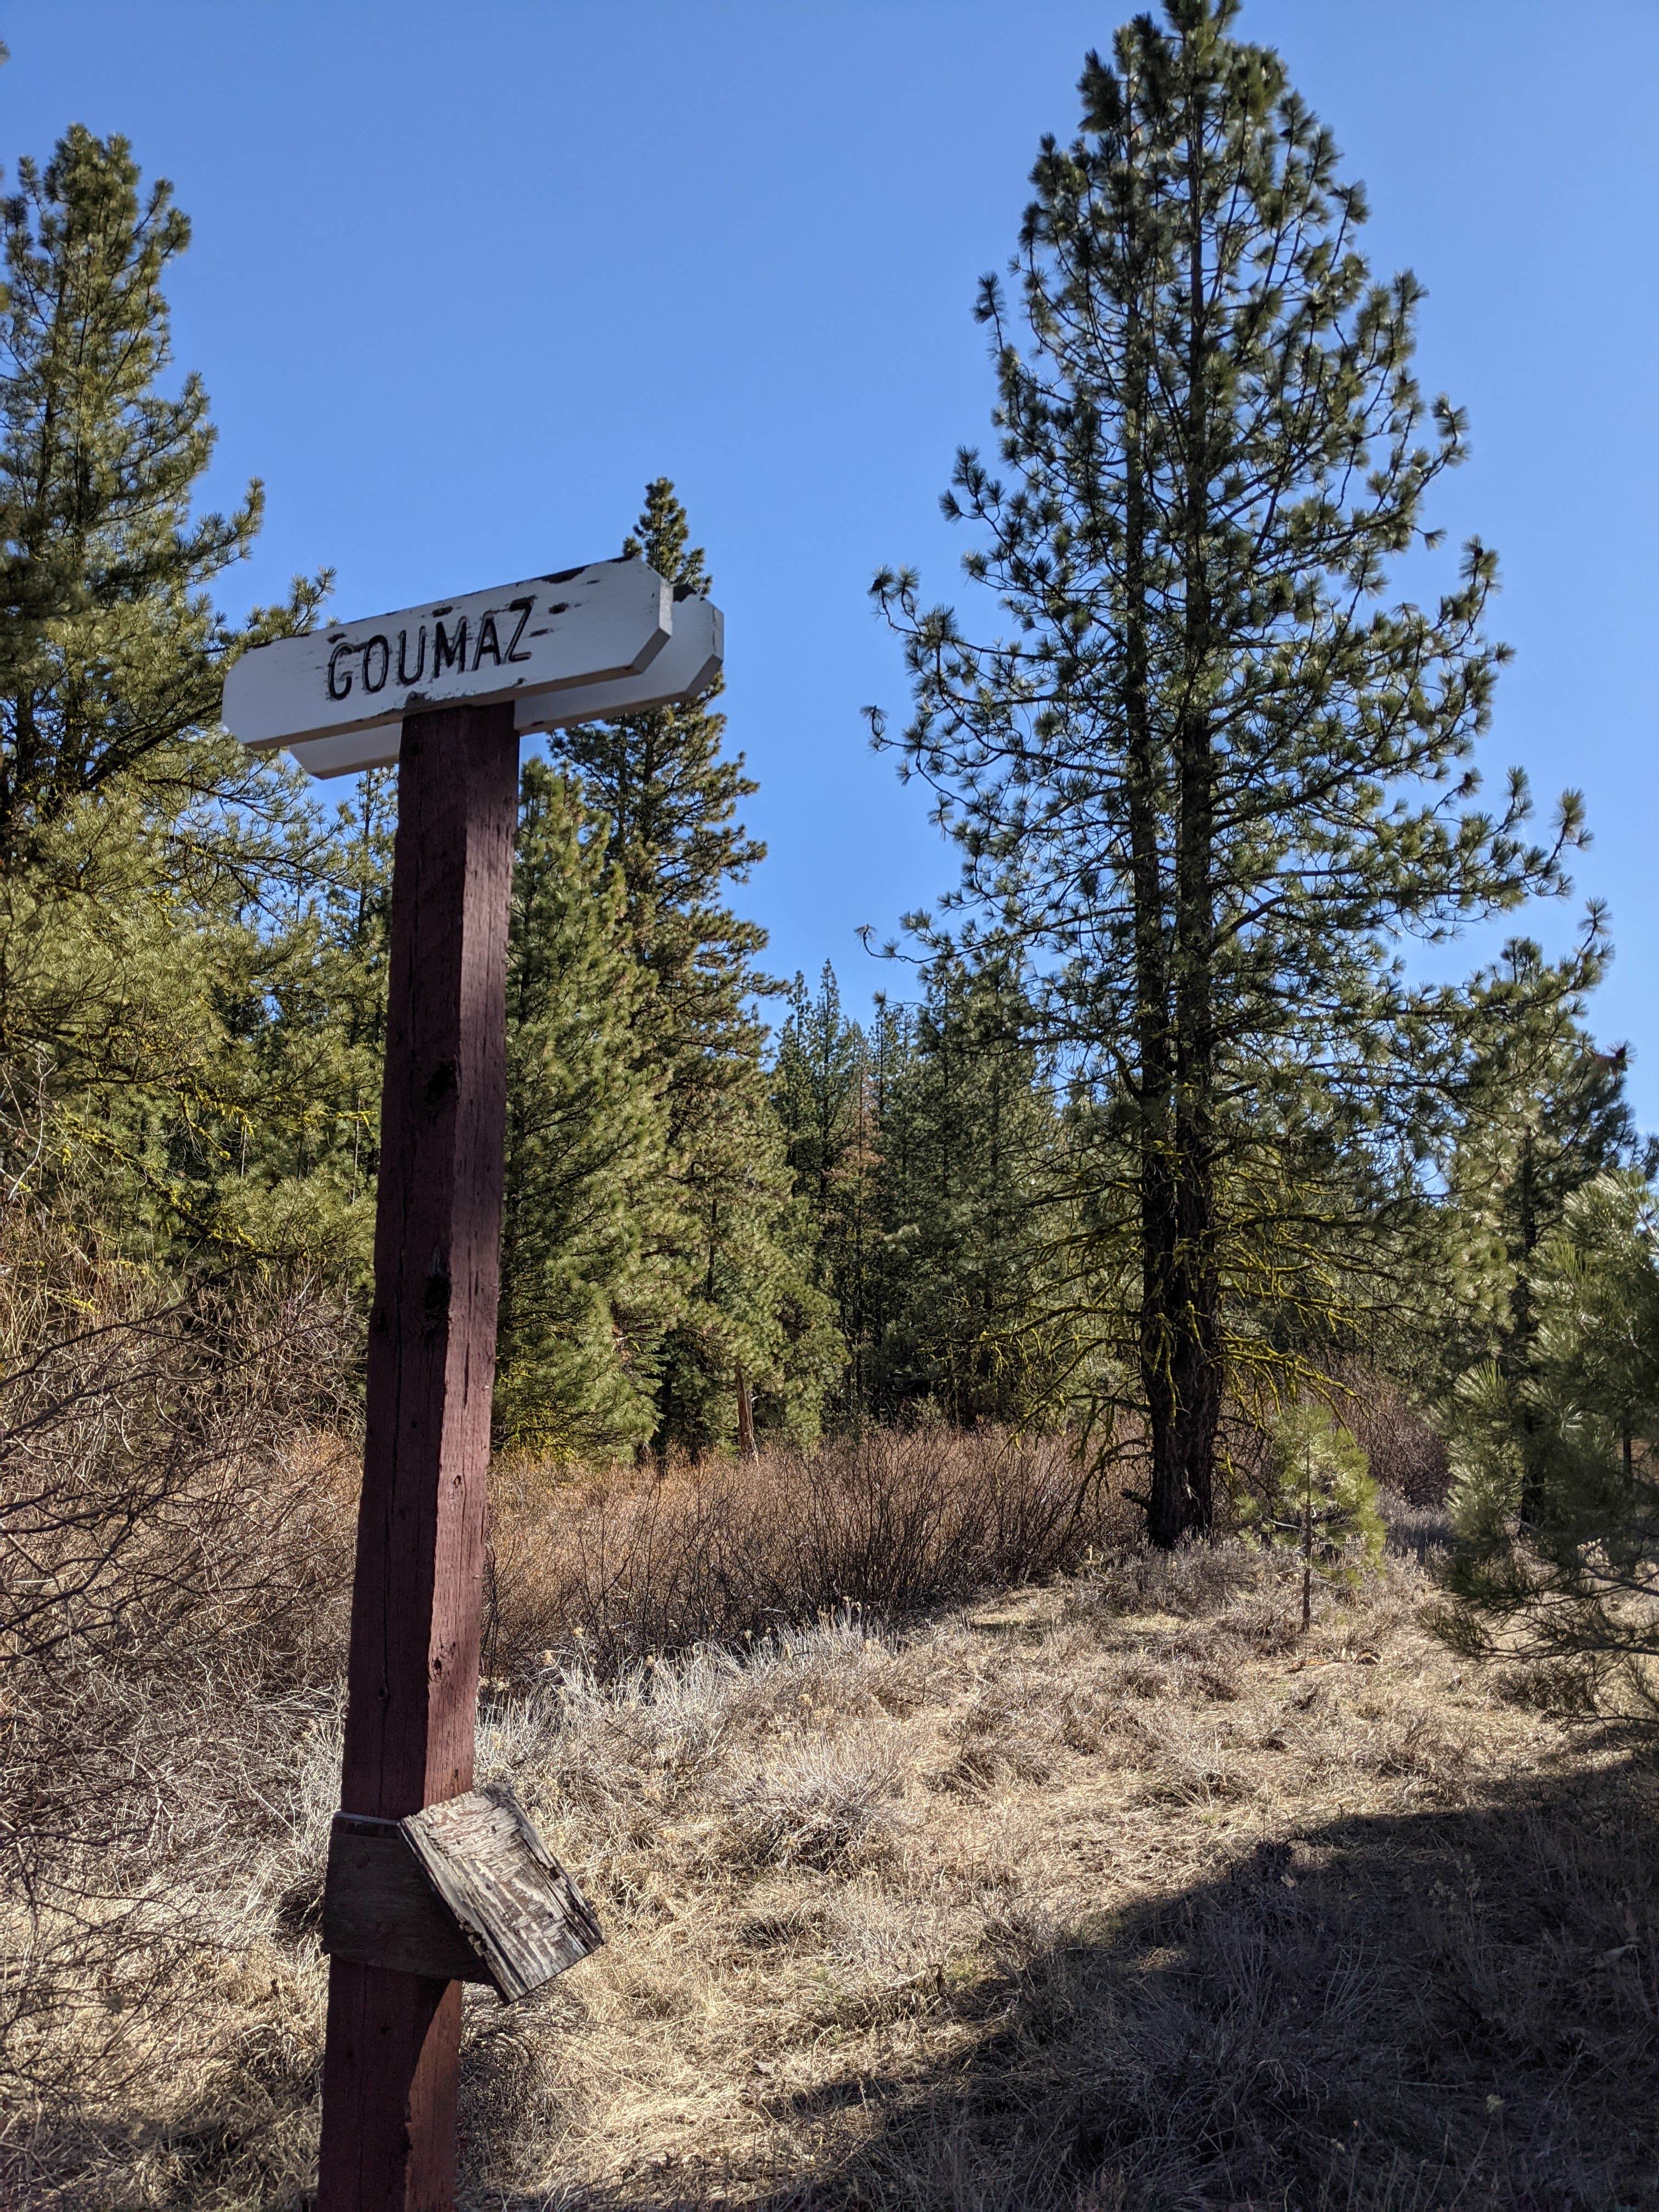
[9,3,1658,1113]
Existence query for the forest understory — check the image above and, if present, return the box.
[4,1430,1655,2212]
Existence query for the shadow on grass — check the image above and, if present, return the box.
[31,1743,1652,2211]
[517,1748,1657,2212]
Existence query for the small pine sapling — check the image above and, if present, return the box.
[1243,1402,1384,1632]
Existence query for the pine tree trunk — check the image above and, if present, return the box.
[1140,1158,1220,1548]
[1147,87,1223,1548]
[1514,1129,1545,1527]
[1119,152,1217,1552]
[735,1361,757,1459]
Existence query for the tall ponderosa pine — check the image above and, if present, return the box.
[496,763,668,1457]
[872,1,1579,1541]
[558,481,833,1451]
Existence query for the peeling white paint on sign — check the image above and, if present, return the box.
[513,589,722,736]
[283,588,724,780]
[221,556,681,765]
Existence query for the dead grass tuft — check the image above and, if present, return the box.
[723,1726,910,1871]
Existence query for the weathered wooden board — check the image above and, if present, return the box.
[403,1782,605,2002]
[322,1814,487,1984]
[222,556,672,755]
[321,1787,602,2000]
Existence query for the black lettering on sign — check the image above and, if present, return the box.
[472,613,502,670]
[361,634,391,693]
[433,617,469,677]
[505,597,534,663]
[328,641,355,700]
[397,626,426,685]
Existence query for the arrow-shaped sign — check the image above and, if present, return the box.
[278,586,724,780]
[222,556,687,770]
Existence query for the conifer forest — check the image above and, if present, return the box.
[3,7,1657,2209]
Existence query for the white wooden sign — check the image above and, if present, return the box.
[514,591,722,735]
[287,591,725,779]
[221,556,721,777]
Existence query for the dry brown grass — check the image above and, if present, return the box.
[5,1482,1655,2212]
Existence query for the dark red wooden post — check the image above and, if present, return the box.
[317,700,519,2212]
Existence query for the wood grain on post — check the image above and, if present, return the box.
[316,701,518,2212]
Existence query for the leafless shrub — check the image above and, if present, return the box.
[0,1206,357,2114]
[487,1427,1119,1676]
[1335,1365,1450,1505]
[0,1207,358,1678]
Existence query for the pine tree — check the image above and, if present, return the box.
[872,952,1079,1426]
[495,763,668,1457]
[872,2,1579,1541]
[1433,937,1652,1519]
[1241,1399,1382,1635]
[172,768,398,1269]
[1443,939,1649,1367]
[0,124,364,1267]
[1437,1171,1659,1720]
[557,480,833,1451]
[772,963,878,1421]
[3,736,393,1274]
[0,125,323,866]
